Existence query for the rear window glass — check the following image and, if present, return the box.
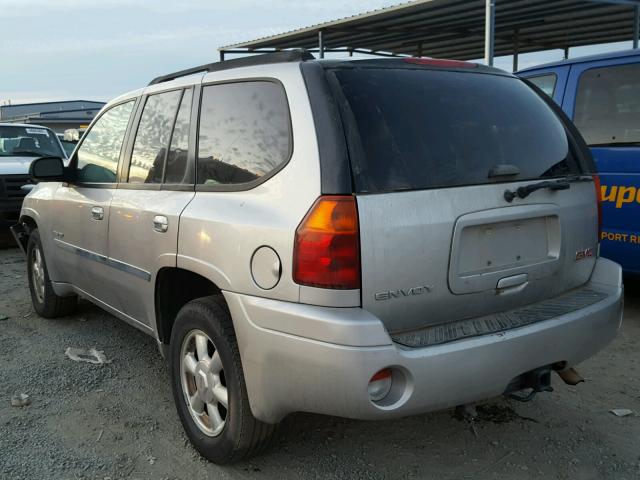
[330,68,579,193]
[574,63,640,146]
[197,81,291,186]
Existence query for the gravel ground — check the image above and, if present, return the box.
[1,245,639,480]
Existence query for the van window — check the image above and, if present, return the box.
[330,68,579,193]
[76,101,135,183]
[129,90,182,183]
[527,73,557,97]
[574,63,640,146]
[197,81,291,186]
[165,89,193,184]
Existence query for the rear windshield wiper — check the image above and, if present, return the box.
[504,175,592,203]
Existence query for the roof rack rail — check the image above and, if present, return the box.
[148,49,315,86]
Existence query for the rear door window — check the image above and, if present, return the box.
[527,73,557,97]
[197,81,291,186]
[329,68,579,193]
[129,90,182,184]
[574,63,640,146]
[164,88,193,184]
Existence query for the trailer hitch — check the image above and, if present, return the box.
[504,366,554,403]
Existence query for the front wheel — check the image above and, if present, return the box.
[170,295,276,464]
[27,229,77,318]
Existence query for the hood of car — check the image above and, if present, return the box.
[0,156,36,175]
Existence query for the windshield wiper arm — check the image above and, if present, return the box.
[504,175,593,202]
[504,178,571,202]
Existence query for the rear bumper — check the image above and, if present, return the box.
[225,258,623,423]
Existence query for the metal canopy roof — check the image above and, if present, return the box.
[220,0,640,65]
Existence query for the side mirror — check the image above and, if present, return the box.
[29,156,66,182]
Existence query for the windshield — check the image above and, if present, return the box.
[329,67,581,193]
[0,125,64,158]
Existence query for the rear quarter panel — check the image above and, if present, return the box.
[177,64,321,303]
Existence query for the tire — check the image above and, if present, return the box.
[27,229,77,318]
[170,295,276,464]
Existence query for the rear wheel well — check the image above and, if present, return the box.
[155,268,221,345]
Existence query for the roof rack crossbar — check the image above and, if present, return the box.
[148,49,315,86]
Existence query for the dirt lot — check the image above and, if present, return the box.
[1,246,639,480]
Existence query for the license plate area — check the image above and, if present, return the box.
[448,204,561,294]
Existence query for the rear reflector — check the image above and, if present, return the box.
[368,368,393,402]
[293,196,360,290]
[593,174,603,241]
[403,57,477,68]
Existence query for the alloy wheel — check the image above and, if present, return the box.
[180,329,228,437]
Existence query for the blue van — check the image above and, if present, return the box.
[518,49,640,275]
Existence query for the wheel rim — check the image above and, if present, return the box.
[180,329,228,437]
[31,247,45,304]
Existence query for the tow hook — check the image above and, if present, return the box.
[557,367,585,386]
[9,223,28,256]
[505,367,554,403]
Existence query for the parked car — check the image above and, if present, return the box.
[11,51,623,464]
[518,49,640,276]
[0,123,66,231]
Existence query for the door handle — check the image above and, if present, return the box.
[153,215,168,233]
[91,206,104,220]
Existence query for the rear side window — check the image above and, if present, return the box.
[129,90,182,183]
[76,101,134,183]
[527,73,557,97]
[197,81,291,186]
[574,63,640,146]
[330,68,579,193]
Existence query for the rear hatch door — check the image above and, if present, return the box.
[327,62,598,333]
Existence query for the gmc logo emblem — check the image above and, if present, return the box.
[575,248,594,261]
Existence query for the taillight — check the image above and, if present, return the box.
[293,196,360,290]
[593,174,603,241]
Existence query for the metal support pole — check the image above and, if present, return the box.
[563,46,569,60]
[512,29,519,72]
[318,30,325,59]
[219,50,225,62]
[484,0,495,66]
[634,5,639,49]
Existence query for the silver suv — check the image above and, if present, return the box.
[11,51,623,464]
